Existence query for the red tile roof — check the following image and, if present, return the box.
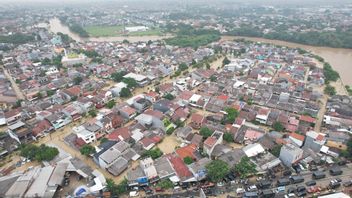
[167,154,193,179]
[176,144,197,160]
[108,127,131,141]
[204,136,217,148]
[191,113,204,123]
[289,132,305,142]
[299,115,316,123]
[217,95,229,101]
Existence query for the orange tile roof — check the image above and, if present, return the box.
[289,132,305,142]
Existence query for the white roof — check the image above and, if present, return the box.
[123,72,147,82]
[233,81,245,88]
[318,192,350,198]
[114,82,128,89]
[242,143,265,157]
[189,94,202,102]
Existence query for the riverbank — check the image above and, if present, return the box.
[43,19,352,86]
[221,36,352,86]
[47,18,172,43]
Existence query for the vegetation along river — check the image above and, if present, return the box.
[42,19,352,86]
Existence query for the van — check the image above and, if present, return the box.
[289,175,304,184]
[258,180,271,189]
[277,178,290,186]
[236,188,246,194]
[261,189,275,198]
[312,171,326,179]
[329,167,343,176]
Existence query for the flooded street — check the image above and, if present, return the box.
[222,36,352,86]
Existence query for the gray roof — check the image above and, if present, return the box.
[127,166,145,182]
[107,157,129,176]
[219,149,246,167]
[0,174,21,197]
[6,167,41,197]
[48,163,68,187]
[25,166,55,198]
[154,156,175,179]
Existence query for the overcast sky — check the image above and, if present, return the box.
[0,0,350,7]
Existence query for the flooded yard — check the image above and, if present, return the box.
[157,134,181,154]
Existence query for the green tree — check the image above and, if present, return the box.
[179,63,188,71]
[273,122,285,131]
[106,178,128,196]
[210,75,217,82]
[80,145,96,156]
[157,179,174,189]
[205,160,230,183]
[73,76,83,85]
[100,137,108,144]
[142,148,163,159]
[88,109,97,117]
[270,145,283,157]
[46,90,55,96]
[222,57,230,66]
[111,71,126,82]
[223,133,234,143]
[224,107,239,124]
[200,127,214,138]
[122,77,138,88]
[106,100,116,109]
[183,156,194,165]
[324,84,336,96]
[163,93,175,100]
[20,144,59,162]
[234,156,257,178]
[120,87,132,98]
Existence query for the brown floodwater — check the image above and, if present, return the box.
[40,19,352,85]
[221,36,352,86]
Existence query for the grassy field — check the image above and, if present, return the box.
[84,25,124,37]
[84,25,164,37]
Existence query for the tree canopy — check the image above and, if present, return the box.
[20,144,59,162]
[223,107,239,124]
[183,156,194,165]
[80,145,96,156]
[234,156,257,178]
[142,148,163,159]
[200,127,214,138]
[205,160,230,182]
[120,87,132,98]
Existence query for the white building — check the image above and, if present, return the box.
[279,143,303,167]
[61,52,87,66]
[73,126,96,144]
[125,26,149,32]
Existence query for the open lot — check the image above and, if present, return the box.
[84,25,124,37]
[84,25,164,37]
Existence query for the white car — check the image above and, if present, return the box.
[129,191,139,197]
[236,188,245,194]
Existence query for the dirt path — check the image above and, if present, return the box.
[1,66,25,100]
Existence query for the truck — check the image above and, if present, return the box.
[329,166,343,176]
[289,175,304,184]
[277,178,290,186]
[312,171,326,179]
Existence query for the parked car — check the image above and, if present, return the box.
[343,180,352,187]
[306,180,316,186]
[307,186,321,193]
[329,180,341,189]
[129,191,139,197]
[236,188,246,194]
